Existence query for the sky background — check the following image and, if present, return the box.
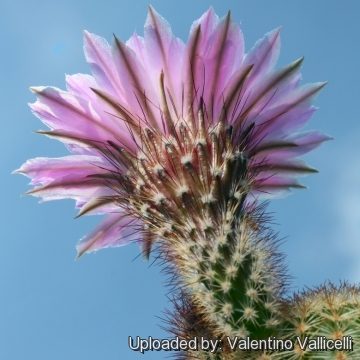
[2,0,360,359]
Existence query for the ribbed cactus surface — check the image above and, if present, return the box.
[166,210,285,341]
[278,282,360,360]
[164,281,360,360]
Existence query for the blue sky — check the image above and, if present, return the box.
[2,1,360,359]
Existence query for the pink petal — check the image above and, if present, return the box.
[65,74,98,102]
[255,131,333,161]
[83,31,124,98]
[76,213,140,257]
[202,12,244,119]
[242,28,281,85]
[257,106,317,141]
[16,155,119,202]
[111,36,161,130]
[252,158,318,178]
[181,8,219,117]
[126,32,148,69]
[14,155,109,185]
[234,58,304,127]
[29,86,135,151]
[251,176,306,200]
[24,174,115,202]
[190,7,219,51]
[184,9,245,122]
[144,7,185,118]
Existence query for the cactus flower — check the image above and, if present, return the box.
[15,7,329,259]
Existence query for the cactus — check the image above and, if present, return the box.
[277,282,360,360]
[161,273,360,360]
[16,5,360,360]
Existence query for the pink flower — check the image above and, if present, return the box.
[15,7,331,258]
